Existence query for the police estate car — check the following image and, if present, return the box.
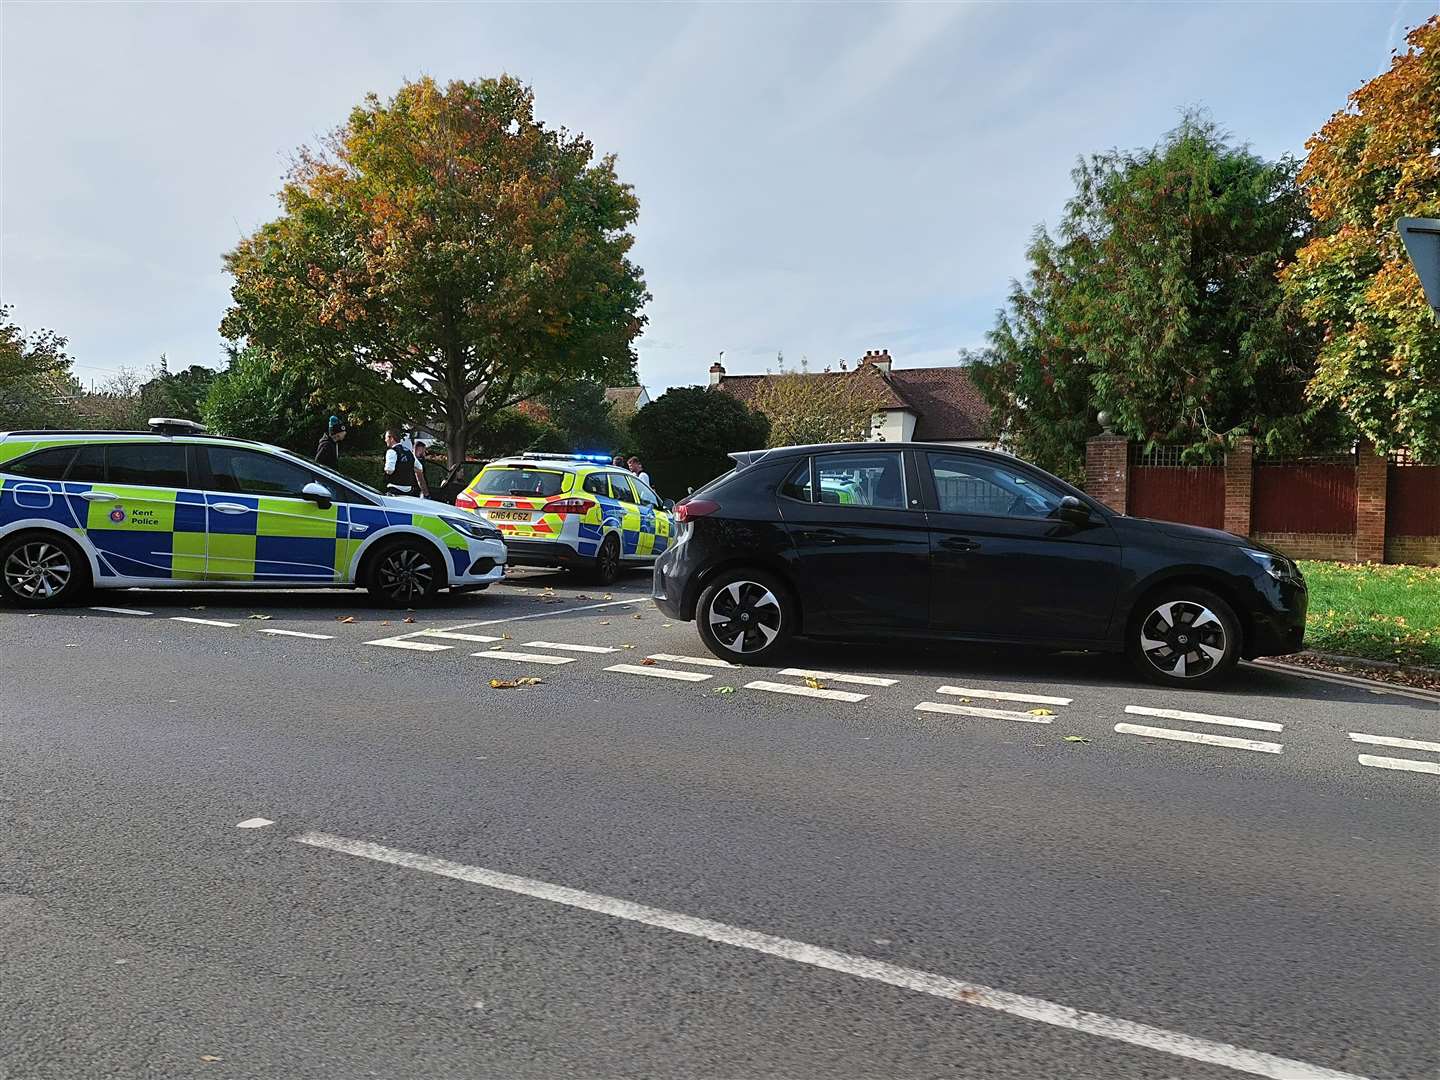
[457,453,674,585]
[0,420,506,607]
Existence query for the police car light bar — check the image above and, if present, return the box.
[518,451,614,463]
[148,417,208,435]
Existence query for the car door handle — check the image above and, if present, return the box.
[942,537,981,552]
[79,491,117,502]
[212,502,252,515]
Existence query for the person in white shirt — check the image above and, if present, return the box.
[627,456,651,490]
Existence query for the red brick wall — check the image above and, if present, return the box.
[1084,435,1129,514]
[1354,442,1387,563]
[1385,536,1440,566]
[1252,532,1357,562]
[1223,437,1254,536]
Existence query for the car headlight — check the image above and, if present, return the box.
[442,515,503,542]
[1243,548,1300,583]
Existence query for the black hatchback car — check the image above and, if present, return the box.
[652,443,1306,687]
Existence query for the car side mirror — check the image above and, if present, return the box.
[1057,495,1089,524]
[663,499,675,511]
[302,481,334,510]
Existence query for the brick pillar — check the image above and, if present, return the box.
[1084,435,1130,514]
[1355,440,1388,563]
[1223,436,1255,537]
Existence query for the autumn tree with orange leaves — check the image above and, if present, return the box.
[1282,17,1440,460]
[221,76,649,466]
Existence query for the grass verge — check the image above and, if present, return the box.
[1298,561,1440,669]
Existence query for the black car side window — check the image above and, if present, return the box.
[106,443,189,488]
[778,460,812,502]
[813,452,906,510]
[4,446,77,480]
[929,454,1064,519]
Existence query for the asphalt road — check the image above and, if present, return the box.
[2,570,1437,1080]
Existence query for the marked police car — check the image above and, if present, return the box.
[457,453,674,585]
[0,419,506,607]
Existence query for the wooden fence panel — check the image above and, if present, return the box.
[1129,466,1225,529]
[1387,464,1440,536]
[1252,464,1355,534]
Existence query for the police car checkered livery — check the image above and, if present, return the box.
[457,454,673,585]
[0,420,506,607]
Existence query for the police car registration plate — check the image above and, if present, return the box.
[490,510,532,522]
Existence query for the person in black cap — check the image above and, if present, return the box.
[315,415,346,467]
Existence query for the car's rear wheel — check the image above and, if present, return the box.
[1126,586,1240,688]
[696,568,794,665]
[366,539,442,607]
[584,534,622,586]
[0,531,91,608]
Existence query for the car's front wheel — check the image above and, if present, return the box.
[0,531,91,607]
[366,539,442,607]
[1126,586,1241,688]
[696,568,794,665]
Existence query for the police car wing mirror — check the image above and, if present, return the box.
[302,481,334,510]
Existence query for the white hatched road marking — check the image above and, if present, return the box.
[257,628,335,640]
[1348,733,1440,754]
[365,638,451,652]
[779,668,898,687]
[473,650,576,665]
[438,597,648,631]
[1356,754,1440,775]
[938,686,1072,706]
[606,663,712,682]
[523,640,619,654]
[170,617,237,628]
[417,629,502,643]
[1123,705,1282,733]
[1115,723,1283,755]
[916,702,1054,724]
[647,653,736,668]
[746,680,868,703]
[89,606,153,616]
[294,830,1371,1080]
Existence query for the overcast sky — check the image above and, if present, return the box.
[1,1,1430,395]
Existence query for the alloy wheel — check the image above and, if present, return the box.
[376,548,433,603]
[3,541,73,600]
[706,579,783,654]
[1138,600,1228,679]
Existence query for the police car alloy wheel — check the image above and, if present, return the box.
[0,533,89,607]
[367,540,440,606]
[696,569,793,664]
[591,534,622,585]
[1127,585,1240,687]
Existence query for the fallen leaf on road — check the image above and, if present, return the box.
[246,614,272,621]
[489,645,505,650]
[489,677,543,689]
[199,1056,222,1063]
[714,686,736,694]
[65,643,78,648]
[1027,708,1056,716]
[336,616,355,624]
[25,613,41,617]
[603,593,613,600]
[379,620,390,625]
[633,613,643,620]
[576,594,590,600]
[662,623,673,628]
[954,697,970,703]
[804,677,825,690]
[403,616,415,624]
[1062,735,1090,743]
[620,643,636,649]
[639,657,657,665]
[599,621,610,626]
[501,631,512,640]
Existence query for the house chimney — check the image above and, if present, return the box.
[860,349,892,373]
[708,361,726,386]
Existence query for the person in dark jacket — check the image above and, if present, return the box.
[315,416,347,467]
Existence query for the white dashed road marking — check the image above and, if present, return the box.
[938,686,1072,706]
[170,617,238,628]
[647,653,736,668]
[745,680,868,703]
[257,629,335,640]
[1114,723,1283,755]
[365,638,451,652]
[1356,755,1440,776]
[606,663,712,682]
[474,650,576,665]
[417,629,503,643]
[523,640,619,654]
[915,702,1055,724]
[89,606,153,616]
[1123,705,1282,733]
[295,830,1370,1080]
[438,597,648,630]
[1348,732,1440,753]
[779,668,898,687]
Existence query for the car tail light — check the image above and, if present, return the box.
[455,490,478,511]
[545,497,594,516]
[675,498,719,523]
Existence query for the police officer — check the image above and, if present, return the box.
[315,415,346,467]
[383,429,416,496]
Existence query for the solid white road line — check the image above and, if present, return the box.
[293,830,1370,1080]
[1123,705,1282,733]
[606,663,712,682]
[938,685,1072,706]
[647,653,736,668]
[364,638,451,652]
[417,629,503,643]
[1356,754,1440,776]
[745,680,868,703]
[523,640,619,654]
[1348,732,1440,754]
[438,597,648,631]
[257,628,334,640]
[473,650,576,665]
[779,668,898,687]
[1115,723,1283,755]
[169,617,238,628]
[89,606,153,616]
[915,701,1055,724]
